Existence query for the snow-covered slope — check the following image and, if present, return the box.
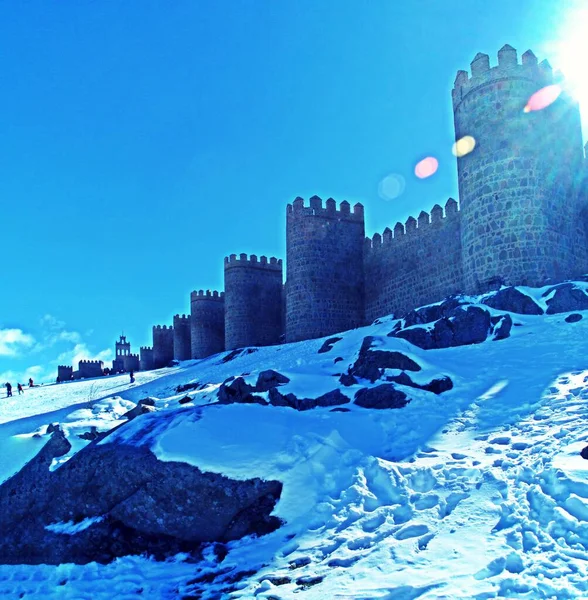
[3,285,588,598]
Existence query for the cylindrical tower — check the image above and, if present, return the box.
[224,254,283,350]
[190,290,225,359]
[152,325,174,369]
[286,196,365,342]
[173,314,192,361]
[453,45,587,293]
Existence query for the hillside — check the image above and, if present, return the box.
[2,282,588,598]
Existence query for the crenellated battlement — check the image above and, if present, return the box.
[452,45,554,109]
[140,346,152,352]
[58,365,73,370]
[153,324,172,331]
[173,314,190,322]
[365,198,460,253]
[191,289,225,301]
[79,360,104,365]
[287,195,364,222]
[224,253,283,270]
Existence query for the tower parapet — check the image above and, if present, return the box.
[152,325,174,369]
[453,44,587,292]
[78,360,104,379]
[286,195,365,342]
[224,254,283,350]
[173,314,192,361]
[57,365,73,383]
[190,289,225,359]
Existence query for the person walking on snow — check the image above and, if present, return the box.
[129,370,135,384]
[17,383,23,395]
[5,382,12,397]
[28,378,33,388]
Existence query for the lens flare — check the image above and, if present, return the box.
[415,157,438,179]
[523,84,562,113]
[452,135,476,157]
[378,174,406,201]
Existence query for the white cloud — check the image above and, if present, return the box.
[0,365,47,385]
[57,343,113,369]
[0,329,35,357]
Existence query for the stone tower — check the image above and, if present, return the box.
[286,196,365,342]
[112,334,131,372]
[152,325,174,369]
[173,314,192,361]
[224,254,283,350]
[190,290,225,359]
[453,45,587,293]
[140,346,154,371]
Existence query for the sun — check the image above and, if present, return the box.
[549,3,588,132]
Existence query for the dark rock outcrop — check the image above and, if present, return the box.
[123,398,157,421]
[385,372,453,395]
[492,314,513,340]
[317,337,342,354]
[391,305,495,349]
[268,388,350,411]
[483,287,543,315]
[403,297,464,327]
[217,377,259,404]
[544,284,588,314]
[350,336,421,382]
[565,313,583,323]
[255,370,290,392]
[0,432,282,565]
[354,385,409,410]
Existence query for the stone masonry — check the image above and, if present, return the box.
[190,290,225,359]
[152,325,174,369]
[173,314,192,361]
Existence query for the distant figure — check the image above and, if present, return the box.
[5,382,12,397]
[28,378,34,388]
[129,370,135,384]
[17,383,24,395]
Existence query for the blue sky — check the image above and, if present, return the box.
[0,0,584,383]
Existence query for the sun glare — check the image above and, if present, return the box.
[551,4,588,129]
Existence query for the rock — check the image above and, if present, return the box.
[333,357,343,364]
[221,348,258,363]
[217,377,257,404]
[317,337,342,354]
[392,305,492,349]
[0,438,282,565]
[483,287,543,315]
[492,314,513,340]
[581,446,588,460]
[350,336,421,382]
[77,426,99,441]
[339,373,358,387]
[176,382,200,393]
[46,423,60,435]
[403,297,463,327]
[314,389,350,407]
[138,397,156,407]
[255,370,290,392]
[178,396,193,405]
[123,403,156,421]
[268,387,296,407]
[268,388,349,411]
[354,385,409,409]
[385,373,453,395]
[565,313,583,323]
[544,283,588,314]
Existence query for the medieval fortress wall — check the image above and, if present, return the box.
[56,45,588,379]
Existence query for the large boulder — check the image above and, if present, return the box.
[0,431,282,565]
[217,377,261,405]
[354,385,409,410]
[317,337,342,354]
[350,336,421,382]
[544,284,588,314]
[255,370,290,392]
[386,372,453,395]
[268,388,349,411]
[392,305,494,350]
[483,287,543,315]
[403,297,464,327]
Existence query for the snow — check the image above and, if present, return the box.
[2,287,588,598]
[45,517,104,535]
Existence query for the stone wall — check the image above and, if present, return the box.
[365,199,464,321]
[453,45,588,293]
[286,196,365,342]
[190,290,225,359]
[123,354,140,373]
[152,325,174,369]
[224,255,283,350]
[173,314,192,361]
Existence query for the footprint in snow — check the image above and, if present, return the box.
[489,436,511,445]
[395,523,429,540]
